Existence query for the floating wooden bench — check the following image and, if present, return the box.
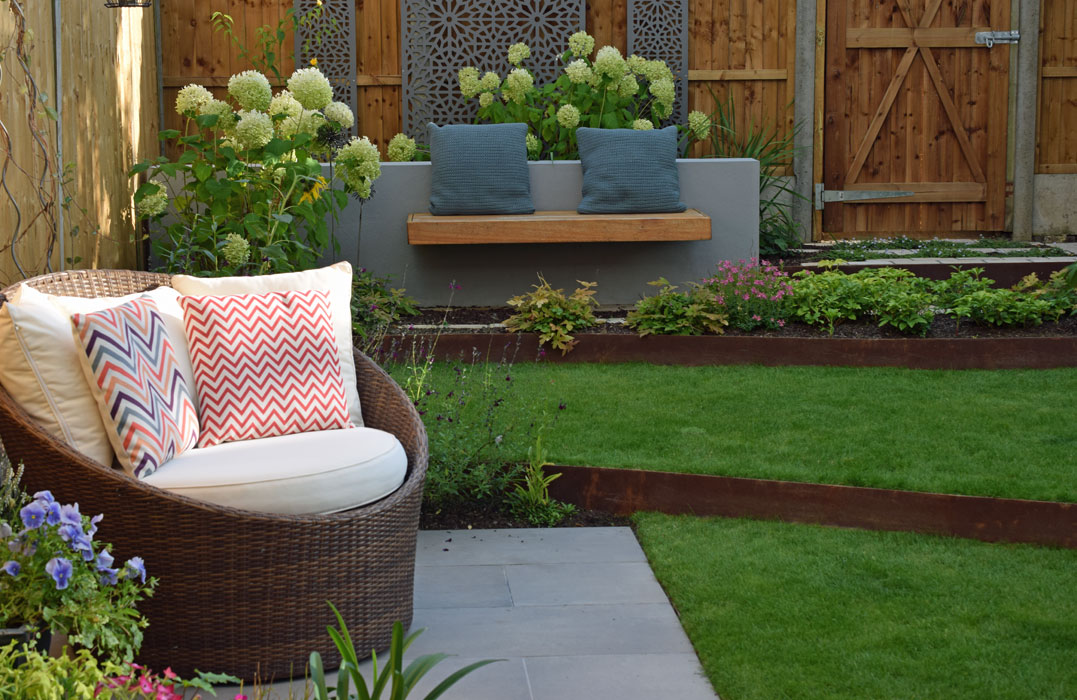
[406,209,712,245]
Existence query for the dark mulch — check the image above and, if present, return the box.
[420,500,631,530]
[395,307,1077,339]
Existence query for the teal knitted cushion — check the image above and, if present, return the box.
[576,126,687,214]
[428,123,535,215]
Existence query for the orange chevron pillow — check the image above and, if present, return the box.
[180,289,351,448]
[71,297,200,478]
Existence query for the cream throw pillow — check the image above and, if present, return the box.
[0,284,195,466]
[171,261,363,426]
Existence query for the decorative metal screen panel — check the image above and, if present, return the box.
[628,0,688,126]
[401,0,585,139]
[294,0,357,135]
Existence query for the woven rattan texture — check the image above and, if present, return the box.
[401,0,585,138]
[0,270,428,680]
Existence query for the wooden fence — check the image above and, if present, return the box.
[159,0,798,158]
[0,2,158,287]
[1037,0,1077,173]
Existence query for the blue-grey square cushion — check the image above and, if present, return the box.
[428,123,535,215]
[576,126,687,214]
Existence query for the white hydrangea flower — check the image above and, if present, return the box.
[387,133,416,162]
[507,42,531,67]
[337,136,381,199]
[287,67,334,110]
[269,90,303,118]
[480,71,501,91]
[649,77,676,107]
[198,98,237,131]
[626,54,647,75]
[324,101,355,128]
[278,108,326,139]
[136,180,168,218]
[568,31,595,58]
[642,60,674,84]
[564,59,593,85]
[458,66,481,98]
[632,118,654,131]
[688,110,711,140]
[593,45,627,80]
[525,132,541,159]
[176,84,213,116]
[479,92,495,108]
[221,233,251,267]
[502,68,534,105]
[556,104,580,129]
[227,70,272,112]
[234,110,275,150]
[617,73,639,98]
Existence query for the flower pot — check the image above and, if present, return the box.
[0,624,51,664]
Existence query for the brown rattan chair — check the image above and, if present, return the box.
[0,269,428,680]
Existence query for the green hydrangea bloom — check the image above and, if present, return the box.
[556,104,580,129]
[688,110,711,140]
[338,136,381,199]
[387,133,417,162]
[287,67,334,110]
[458,66,481,98]
[593,45,627,80]
[568,31,595,58]
[507,42,531,67]
[526,132,541,159]
[198,98,237,131]
[617,73,639,98]
[175,84,213,116]
[234,110,275,150]
[221,233,251,267]
[632,118,654,131]
[642,60,674,84]
[136,180,168,218]
[649,77,676,107]
[480,71,501,91]
[502,68,534,105]
[479,92,495,108]
[227,70,272,112]
[564,59,593,85]
[626,54,647,75]
[269,90,303,121]
[324,101,355,128]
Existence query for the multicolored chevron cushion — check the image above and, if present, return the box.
[71,297,200,478]
[180,289,351,448]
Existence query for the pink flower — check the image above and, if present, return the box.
[742,294,750,301]
[752,314,761,321]
[778,319,785,327]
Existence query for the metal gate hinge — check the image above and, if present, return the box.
[814,184,916,210]
[974,30,1020,48]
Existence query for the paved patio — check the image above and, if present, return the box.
[216,527,717,700]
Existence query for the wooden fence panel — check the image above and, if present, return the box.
[0,2,157,286]
[1037,0,1077,173]
[159,0,795,158]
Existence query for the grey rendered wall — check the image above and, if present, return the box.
[325,159,760,306]
[1033,174,1077,237]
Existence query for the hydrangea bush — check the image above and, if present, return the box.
[132,65,381,277]
[0,490,156,663]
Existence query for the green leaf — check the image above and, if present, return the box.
[263,138,291,158]
[128,161,151,176]
[193,163,214,182]
[158,129,182,140]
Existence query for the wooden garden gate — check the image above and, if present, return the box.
[820,0,1013,238]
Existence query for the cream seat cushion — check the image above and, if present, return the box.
[142,427,406,515]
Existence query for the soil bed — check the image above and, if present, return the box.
[420,501,631,530]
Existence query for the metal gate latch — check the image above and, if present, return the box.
[974,30,1020,48]
[814,184,915,210]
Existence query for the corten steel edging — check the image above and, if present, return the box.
[379,333,1077,369]
[545,465,1077,548]
[784,260,1073,287]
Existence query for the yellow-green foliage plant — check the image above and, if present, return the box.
[626,278,729,336]
[504,277,598,354]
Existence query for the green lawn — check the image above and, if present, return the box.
[403,363,1077,502]
[634,513,1077,700]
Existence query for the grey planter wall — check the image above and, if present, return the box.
[324,159,760,306]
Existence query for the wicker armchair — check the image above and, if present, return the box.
[0,269,428,680]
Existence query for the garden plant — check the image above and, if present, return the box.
[503,276,598,353]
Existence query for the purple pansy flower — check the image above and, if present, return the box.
[58,522,83,543]
[19,501,47,530]
[32,490,55,504]
[58,503,81,527]
[124,556,146,584]
[99,568,119,586]
[0,522,11,539]
[96,549,115,572]
[8,537,36,557]
[44,501,62,526]
[88,514,103,538]
[45,557,73,590]
[1,560,19,577]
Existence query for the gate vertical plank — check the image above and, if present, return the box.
[984,0,1010,230]
[822,0,848,233]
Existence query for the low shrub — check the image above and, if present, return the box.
[950,289,1055,328]
[929,267,995,308]
[351,268,419,352]
[702,259,791,331]
[626,278,728,336]
[786,267,934,335]
[504,277,598,354]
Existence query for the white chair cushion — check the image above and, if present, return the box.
[142,427,406,515]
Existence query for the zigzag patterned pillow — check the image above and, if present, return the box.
[71,297,200,478]
[180,289,351,448]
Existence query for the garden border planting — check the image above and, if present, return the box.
[546,465,1076,548]
[785,259,1076,288]
[378,332,1077,369]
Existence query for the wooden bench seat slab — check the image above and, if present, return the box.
[406,209,712,245]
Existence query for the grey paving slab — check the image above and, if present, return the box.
[526,654,717,700]
[351,656,533,700]
[414,564,512,609]
[417,527,646,566]
[506,562,670,606]
[408,603,696,658]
